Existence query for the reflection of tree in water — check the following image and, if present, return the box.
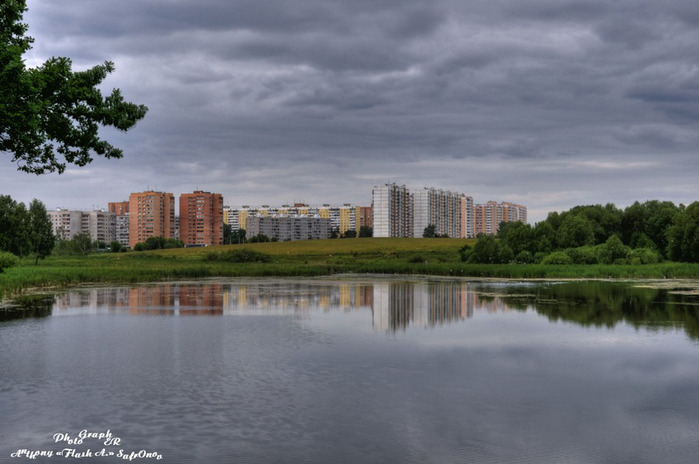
[0,294,53,321]
[491,282,699,340]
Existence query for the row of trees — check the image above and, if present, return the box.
[223,225,374,243]
[331,226,373,238]
[423,224,450,238]
[132,236,184,251]
[461,200,698,264]
[0,195,54,265]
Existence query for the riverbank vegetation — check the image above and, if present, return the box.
[1,238,697,298]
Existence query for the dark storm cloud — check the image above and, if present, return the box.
[6,0,697,221]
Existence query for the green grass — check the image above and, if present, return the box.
[1,238,697,298]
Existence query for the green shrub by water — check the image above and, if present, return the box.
[0,252,20,273]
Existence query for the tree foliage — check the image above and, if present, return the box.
[423,224,437,238]
[461,235,513,264]
[72,232,94,256]
[0,194,28,256]
[557,214,595,248]
[204,249,272,263]
[0,250,19,273]
[667,202,699,262]
[490,199,698,264]
[247,233,271,243]
[541,251,573,265]
[133,236,184,251]
[0,195,53,261]
[28,199,54,263]
[1,1,148,174]
[224,227,247,244]
[597,235,630,265]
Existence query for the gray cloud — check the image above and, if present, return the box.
[5,0,697,223]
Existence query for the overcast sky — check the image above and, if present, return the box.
[3,0,698,223]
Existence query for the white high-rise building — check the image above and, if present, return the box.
[461,195,474,238]
[412,188,463,238]
[372,184,413,238]
[48,209,116,243]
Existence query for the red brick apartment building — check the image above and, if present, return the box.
[179,191,223,247]
[108,201,129,216]
[128,191,176,248]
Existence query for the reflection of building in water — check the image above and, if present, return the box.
[222,283,374,313]
[52,281,509,325]
[126,286,175,315]
[425,282,471,326]
[61,284,228,315]
[375,282,463,332]
[373,282,500,332]
[54,288,129,312]
[178,284,223,315]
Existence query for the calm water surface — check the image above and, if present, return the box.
[0,277,697,464]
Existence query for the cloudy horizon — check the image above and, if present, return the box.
[2,0,698,223]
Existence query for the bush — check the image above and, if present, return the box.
[630,248,660,265]
[496,244,514,263]
[598,235,630,264]
[541,251,574,265]
[204,249,272,263]
[466,235,514,264]
[566,246,599,264]
[134,237,184,251]
[247,233,271,243]
[515,250,535,264]
[0,251,20,273]
[458,245,472,262]
[163,238,184,249]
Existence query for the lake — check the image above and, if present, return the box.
[1,277,697,463]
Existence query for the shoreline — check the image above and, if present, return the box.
[3,273,698,308]
[2,239,698,303]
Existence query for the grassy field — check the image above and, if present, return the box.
[1,238,698,297]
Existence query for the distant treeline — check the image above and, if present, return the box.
[461,200,699,264]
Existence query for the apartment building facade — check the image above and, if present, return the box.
[179,191,224,247]
[372,184,413,238]
[461,195,474,238]
[373,184,525,238]
[108,201,130,247]
[128,191,176,248]
[413,188,463,238]
[357,206,373,230]
[48,209,116,243]
[225,203,360,236]
[245,216,330,241]
[474,201,528,235]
